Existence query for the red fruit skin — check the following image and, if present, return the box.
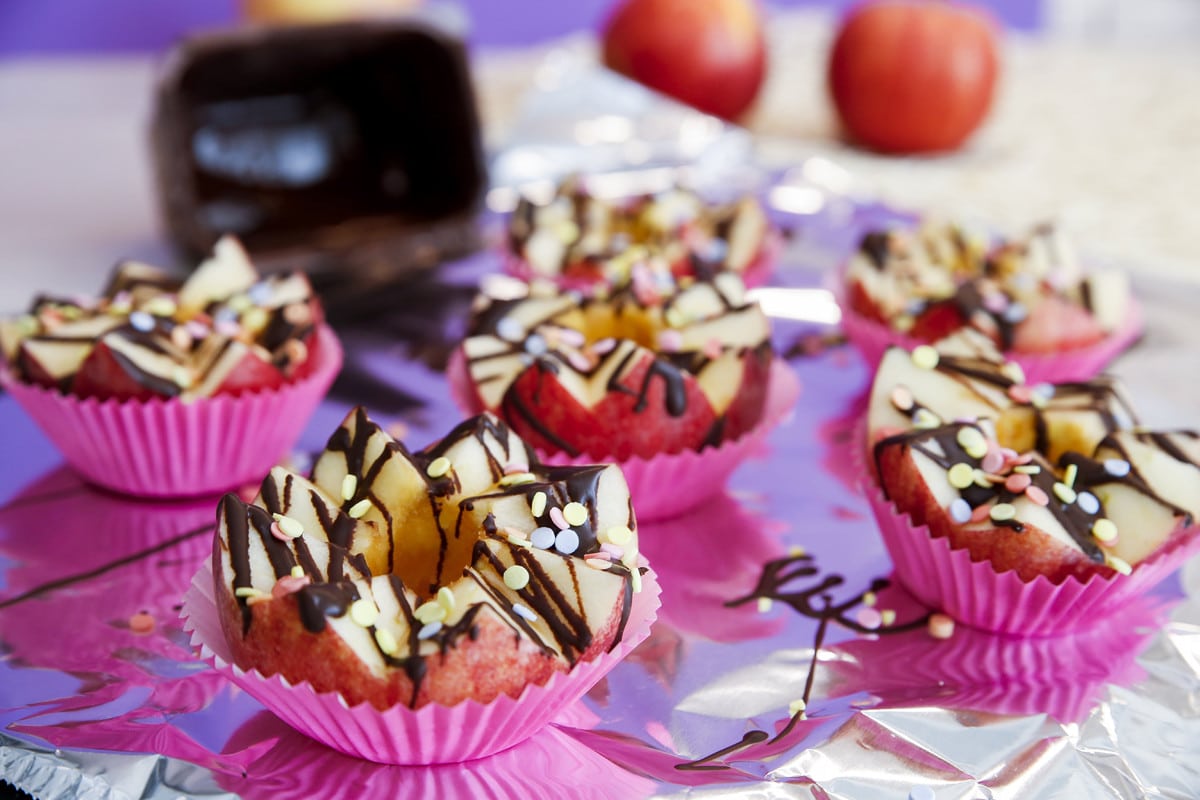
[73,342,162,402]
[909,300,967,341]
[828,0,999,153]
[500,351,720,461]
[601,0,767,121]
[1010,295,1105,353]
[212,349,285,396]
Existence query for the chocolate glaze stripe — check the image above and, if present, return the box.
[0,520,211,610]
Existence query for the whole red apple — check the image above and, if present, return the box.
[601,0,767,122]
[828,1,999,153]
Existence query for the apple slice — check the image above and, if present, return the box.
[178,235,258,317]
[1011,295,1106,353]
[16,338,95,391]
[188,335,284,399]
[72,330,188,400]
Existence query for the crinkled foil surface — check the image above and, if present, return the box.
[3,53,1200,800]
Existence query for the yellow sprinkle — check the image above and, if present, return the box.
[1052,482,1077,504]
[505,530,532,548]
[788,544,807,557]
[173,366,193,388]
[426,456,452,478]
[1014,465,1041,474]
[973,469,992,489]
[585,558,610,571]
[605,525,634,546]
[1001,361,1026,384]
[631,569,643,593]
[290,565,305,578]
[241,306,269,333]
[1107,555,1133,575]
[235,587,265,598]
[563,502,589,527]
[894,313,914,332]
[665,306,688,328]
[1064,463,1079,489]
[374,627,399,656]
[862,591,877,607]
[500,472,536,486]
[913,408,941,429]
[228,294,252,313]
[504,565,531,590]
[948,463,975,489]
[349,599,379,628]
[272,514,304,538]
[1092,518,1119,543]
[911,345,939,370]
[530,491,547,518]
[788,699,807,717]
[990,503,1017,522]
[928,612,956,640]
[880,609,897,626]
[341,474,358,501]
[348,499,372,519]
[144,296,177,317]
[413,601,447,624]
[757,597,773,613]
[1031,394,1048,409]
[436,586,456,614]
[956,427,988,459]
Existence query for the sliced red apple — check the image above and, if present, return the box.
[178,235,258,317]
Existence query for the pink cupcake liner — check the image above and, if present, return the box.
[181,560,661,765]
[449,352,801,521]
[862,478,1200,636]
[834,278,1144,383]
[501,228,782,291]
[1,324,342,498]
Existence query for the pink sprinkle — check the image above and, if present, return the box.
[566,351,593,372]
[857,607,883,630]
[658,330,684,352]
[1001,448,1019,464]
[1005,473,1032,493]
[1008,385,1034,404]
[504,462,529,475]
[187,320,210,338]
[585,552,612,562]
[270,522,291,542]
[1014,453,1034,465]
[272,574,311,600]
[1025,485,1050,506]
[702,338,723,360]
[600,543,625,559]
[592,337,616,355]
[128,612,156,635]
[970,504,992,523]
[981,451,1005,473]
[556,327,586,348]
[983,293,1008,313]
[215,319,241,338]
[549,506,570,530]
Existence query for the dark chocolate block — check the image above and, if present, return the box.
[152,20,485,278]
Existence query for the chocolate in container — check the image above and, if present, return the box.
[151,19,486,284]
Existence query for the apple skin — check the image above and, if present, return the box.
[828,0,999,153]
[72,341,166,402]
[601,0,767,121]
[211,348,286,396]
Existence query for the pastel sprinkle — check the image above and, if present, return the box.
[341,474,358,501]
[349,599,379,628]
[862,591,877,607]
[414,601,446,624]
[1025,485,1050,506]
[270,522,291,542]
[500,472,536,486]
[956,427,988,459]
[1009,386,1034,406]
[272,514,304,538]
[374,628,399,655]
[1092,518,1119,543]
[272,574,310,600]
[586,558,611,571]
[948,463,975,489]
[913,408,941,429]
[504,462,530,475]
[418,621,443,640]
[566,350,592,371]
[949,498,973,524]
[563,502,589,527]
[928,613,956,640]
[496,317,525,342]
[1003,302,1028,323]
[1107,555,1133,575]
[235,587,266,599]
[531,527,556,549]
[1014,464,1041,474]
[129,310,155,332]
[1077,491,1101,515]
[555,529,580,555]
[1052,482,1077,504]
[605,525,634,545]
[348,499,372,519]
[970,503,993,523]
[911,345,939,370]
[1005,473,1032,493]
[982,292,1008,313]
[890,386,914,412]
[1002,361,1026,384]
[658,330,684,352]
[880,609,897,626]
[291,565,305,578]
[990,503,1017,522]
[1104,459,1132,477]
[549,506,570,530]
[631,569,643,593]
[600,542,625,559]
[973,469,993,488]
[1064,463,1079,489]
[857,608,882,630]
[504,565,531,590]
[129,612,156,635]
[757,597,773,613]
[525,334,548,356]
[530,491,547,518]
[703,338,723,360]
[981,450,1005,474]
[426,457,452,478]
[592,337,617,355]
[437,586,456,614]
[512,603,538,622]
[505,530,532,548]
[788,698,807,717]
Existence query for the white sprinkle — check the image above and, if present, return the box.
[555,529,580,555]
[418,621,443,640]
[496,317,525,342]
[1104,459,1131,477]
[949,498,972,524]
[348,499,372,519]
[524,334,548,356]
[341,474,358,501]
[1077,491,1101,515]
[531,527,556,549]
[530,491,547,518]
[129,311,155,332]
[512,603,538,622]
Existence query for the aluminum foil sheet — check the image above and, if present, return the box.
[2,195,1200,799]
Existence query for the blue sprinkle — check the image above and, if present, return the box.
[555,529,580,555]
[129,311,155,332]
[530,527,556,549]
[949,498,972,524]
[247,282,273,305]
[1104,458,1131,477]
[1077,491,1101,515]
[524,334,548,356]
[1003,302,1028,323]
